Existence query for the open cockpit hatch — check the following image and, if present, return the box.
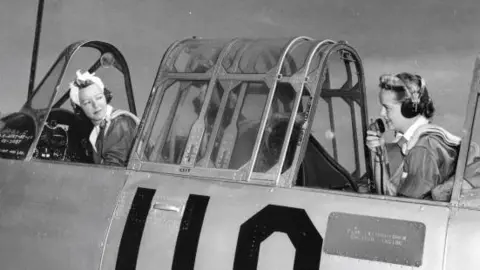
[0,40,136,163]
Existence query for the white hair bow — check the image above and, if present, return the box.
[69,70,105,105]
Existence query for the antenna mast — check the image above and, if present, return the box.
[28,0,45,99]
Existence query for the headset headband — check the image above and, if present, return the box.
[379,73,426,109]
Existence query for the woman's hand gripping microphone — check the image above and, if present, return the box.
[366,118,389,195]
[366,118,386,158]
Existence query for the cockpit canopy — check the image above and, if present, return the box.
[131,37,369,188]
[0,37,371,191]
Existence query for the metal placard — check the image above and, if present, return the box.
[323,212,426,267]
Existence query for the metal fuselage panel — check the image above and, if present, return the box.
[444,207,480,270]
[101,172,449,270]
[0,159,127,270]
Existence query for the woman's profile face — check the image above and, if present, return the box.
[379,89,409,133]
[78,84,107,123]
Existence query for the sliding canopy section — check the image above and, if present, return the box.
[133,37,368,188]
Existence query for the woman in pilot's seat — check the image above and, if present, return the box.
[366,73,461,199]
[69,70,140,167]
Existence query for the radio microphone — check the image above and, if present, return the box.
[369,118,386,154]
[369,118,388,195]
[372,118,385,134]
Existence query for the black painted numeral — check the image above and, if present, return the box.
[172,194,210,270]
[115,187,156,270]
[233,205,323,270]
[116,191,323,270]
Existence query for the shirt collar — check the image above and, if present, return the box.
[89,105,113,152]
[402,116,429,142]
[104,105,113,124]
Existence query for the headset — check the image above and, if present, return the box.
[379,73,429,119]
[400,74,427,118]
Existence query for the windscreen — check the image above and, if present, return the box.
[0,54,67,160]
[29,54,67,118]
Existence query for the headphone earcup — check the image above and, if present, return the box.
[400,100,418,119]
[104,88,113,104]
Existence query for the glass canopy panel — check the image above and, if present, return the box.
[168,39,230,73]
[142,79,272,171]
[324,50,350,90]
[461,94,480,203]
[330,98,356,173]
[194,81,225,165]
[196,81,270,169]
[142,79,178,160]
[222,38,292,74]
[54,48,100,109]
[221,39,254,73]
[30,55,67,113]
[143,80,210,164]
[253,82,296,174]
[225,82,270,169]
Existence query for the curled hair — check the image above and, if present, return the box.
[379,72,435,118]
[72,78,96,89]
[69,70,106,106]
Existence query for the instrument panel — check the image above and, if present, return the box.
[0,109,93,163]
[34,119,70,160]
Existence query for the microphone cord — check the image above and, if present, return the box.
[376,147,391,195]
[377,151,384,195]
[368,118,387,194]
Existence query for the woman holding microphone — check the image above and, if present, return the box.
[366,73,460,200]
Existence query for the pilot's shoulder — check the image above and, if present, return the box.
[408,124,461,154]
[415,133,458,152]
[414,124,460,145]
[108,110,140,134]
[111,109,140,126]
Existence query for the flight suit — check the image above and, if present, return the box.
[390,124,461,199]
[91,107,140,167]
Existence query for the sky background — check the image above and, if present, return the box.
[0,0,479,135]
